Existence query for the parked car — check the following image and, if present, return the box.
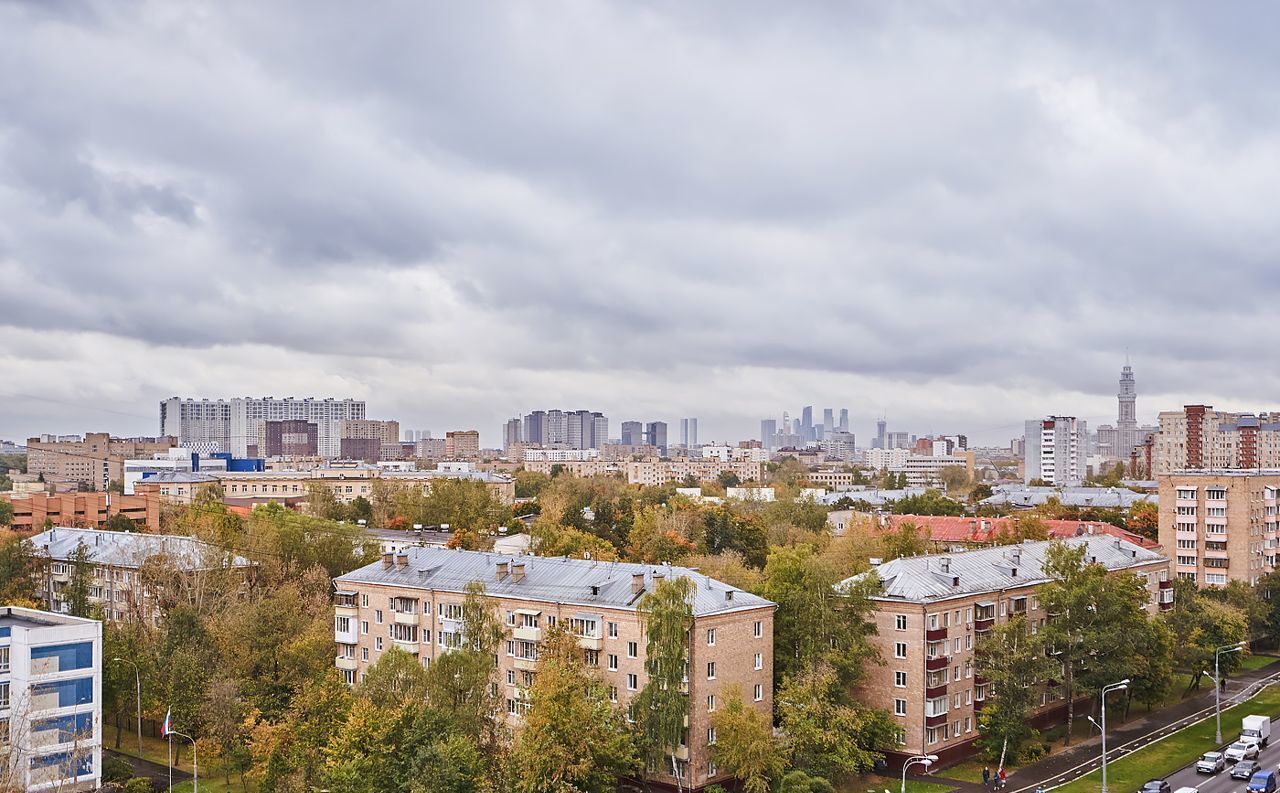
[1141,780,1171,793]
[1232,760,1262,780]
[1197,751,1226,774]
[1227,741,1261,762]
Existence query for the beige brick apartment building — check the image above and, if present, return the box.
[333,548,775,791]
[847,536,1171,767]
[1158,470,1280,586]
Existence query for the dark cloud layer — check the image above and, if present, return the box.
[3,1,1280,445]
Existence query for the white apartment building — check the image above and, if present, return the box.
[0,606,102,791]
[1024,417,1085,486]
[890,454,975,489]
[522,448,601,462]
[865,448,911,470]
[122,448,229,495]
[160,396,367,457]
[700,446,770,463]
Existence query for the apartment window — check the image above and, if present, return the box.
[627,641,638,658]
[507,670,516,685]
[1177,488,1197,500]
[754,684,763,702]
[953,637,962,654]
[360,594,369,607]
[753,620,763,638]
[894,698,907,716]
[361,647,369,661]
[1207,488,1227,500]
[954,666,961,682]
[965,635,972,651]
[707,629,716,646]
[375,637,383,651]
[965,659,972,678]
[965,716,972,733]
[895,671,907,688]
[0,682,8,708]
[754,653,763,671]
[609,686,618,703]
[627,674,638,691]
[335,616,351,634]
[0,646,7,673]
[894,642,907,659]
[608,654,619,671]
[966,607,972,623]
[584,650,600,668]
[965,689,972,705]
[895,614,908,630]
[375,609,383,624]
[707,662,716,680]
[707,727,717,746]
[953,692,962,708]
[707,694,716,712]
[608,621,618,638]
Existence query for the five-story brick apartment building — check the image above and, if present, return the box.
[1158,470,1280,586]
[846,536,1171,767]
[334,548,776,791]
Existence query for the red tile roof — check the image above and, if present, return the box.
[879,514,1158,549]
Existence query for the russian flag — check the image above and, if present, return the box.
[162,708,171,737]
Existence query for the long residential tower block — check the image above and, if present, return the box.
[1158,470,1280,586]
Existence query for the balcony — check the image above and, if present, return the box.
[925,712,948,727]
[393,638,419,653]
[925,655,950,672]
[926,627,948,642]
[335,656,358,671]
[974,698,987,711]
[974,674,988,686]
[394,610,419,626]
[335,627,357,644]
[577,636,604,651]
[925,683,948,699]
[1159,599,1174,612]
[974,616,995,631]
[514,656,538,671]
[513,625,542,643]
[1158,579,1172,590]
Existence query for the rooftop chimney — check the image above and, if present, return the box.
[940,558,951,574]
[725,590,734,602]
[632,573,645,595]
[381,553,393,569]
[396,553,409,568]
[512,561,526,582]
[496,561,509,580]
[1010,548,1022,565]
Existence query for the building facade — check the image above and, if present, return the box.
[849,537,1170,767]
[160,397,366,457]
[0,606,102,791]
[645,422,669,456]
[262,420,319,458]
[1158,470,1280,586]
[25,434,177,491]
[27,528,254,624]
[624,460,764,487]
[0,492,162,532]
[333,549,775,791]
[445,431,482,460]
[1024,417,1085,485]
[1151,406,1280,475]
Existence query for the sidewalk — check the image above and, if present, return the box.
[911,662,1280,793]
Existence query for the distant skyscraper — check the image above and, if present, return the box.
[886,431,910,450]
[1025,416,1083,485]
[801,406,814,440]
[874,419,887,449]
[838,408,849,433]
[621,421,644,446]
[645,421,668,455]
[681,418,699,447]
[822,409,834,439]
[160,396,365,457]
[503,418,523,450]
[1117,362,1139,457]
[760,419,777,451]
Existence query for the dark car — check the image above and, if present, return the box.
[1233,760,1262,780]
[1141,780,1171,793]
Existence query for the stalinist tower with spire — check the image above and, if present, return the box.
[1117,360,1139,456]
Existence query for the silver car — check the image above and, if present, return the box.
[1196,752,1225,774]
[1226,742,1261,763]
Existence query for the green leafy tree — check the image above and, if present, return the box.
[361,646,431,710]
[511,625,637,792]
[424,581,507,747]
[974,615,1054,766]
[776,664,895,780]
[0,534,44,603]
[103,512,139,533]
[65,541,94,617]
[710,686,786,793]
[634,576,694,788]
[1128,500,1158,540]
[889,489,965,516]
[1127,617,1174,714]
[717,471,741,488]
[0,499,13,527]
[881,521,929,560]
[776,770,837,793]
[514,469,552,498]
[1164,579,1249,690]
[761,546,880,688]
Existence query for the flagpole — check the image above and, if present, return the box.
[168,731,172,793]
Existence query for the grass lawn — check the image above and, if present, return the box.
[1055,681,1280,793]
[847,776,956,793]
[1239,654,1280,672]
[171,776,250,793]
[112,732,197,773]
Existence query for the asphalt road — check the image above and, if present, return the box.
[1160,716,1280,793]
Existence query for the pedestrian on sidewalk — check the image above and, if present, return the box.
[999,768,1008,789]
[983,767,991,788]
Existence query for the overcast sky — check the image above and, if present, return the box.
[3,2,1280,448]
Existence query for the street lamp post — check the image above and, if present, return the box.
[1212,641,1246,743]
[168,729,198,793]
[1086,678,1130,793]
[902,754,939,793]
[112,656,143,755]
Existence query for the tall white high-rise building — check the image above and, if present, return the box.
[1024,416,1084,485]
[681,418,699,448]
[161,397,366,457]
[1117,362,1139,457]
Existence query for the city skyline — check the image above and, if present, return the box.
[5,5,1280,447]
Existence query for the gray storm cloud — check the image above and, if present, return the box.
[3,1,1280,444]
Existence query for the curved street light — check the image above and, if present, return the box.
[902,753,940,793]
[111,656,142,755]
